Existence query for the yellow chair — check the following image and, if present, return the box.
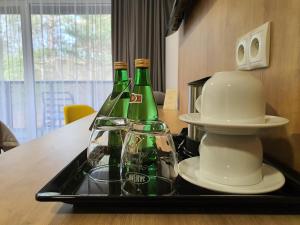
[64,104,95,124]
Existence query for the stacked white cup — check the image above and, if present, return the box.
[196,71,266,186]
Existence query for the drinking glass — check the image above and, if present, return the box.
[120,120,178,196]
[87,116,128,183]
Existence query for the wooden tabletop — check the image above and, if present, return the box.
[0,109,300,225]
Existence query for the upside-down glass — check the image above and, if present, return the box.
[87,117,128,183]
[120,120,178,196]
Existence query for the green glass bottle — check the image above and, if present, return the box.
[108,61,130,167]
[127,58,158,121]
[110,61,130,118]
[108,62,130,195]
[127,59,158,196]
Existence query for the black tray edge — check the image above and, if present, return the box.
[35,139,300,213]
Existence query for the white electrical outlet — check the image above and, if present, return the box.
[236,34,250,70]
[235,22,271,70]
[248,22,270,69]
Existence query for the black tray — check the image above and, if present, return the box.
[36,132,300,213]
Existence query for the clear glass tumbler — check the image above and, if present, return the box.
[87,116,128,183]
[120,120,178,196]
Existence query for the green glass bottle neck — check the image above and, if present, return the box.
[114,69,128,83]
[134,67,151,86]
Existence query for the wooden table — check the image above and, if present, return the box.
[0,109,299,225]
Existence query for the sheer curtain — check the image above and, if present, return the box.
[0,0,112,142]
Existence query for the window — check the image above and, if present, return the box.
[0,1,112,142]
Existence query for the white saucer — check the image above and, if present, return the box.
[178,157,285,194]
[179,113,289,135]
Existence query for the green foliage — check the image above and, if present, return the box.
[0,15,24,80]
[1,13,112,81]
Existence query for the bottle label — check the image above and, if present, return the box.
[130,93,143,103]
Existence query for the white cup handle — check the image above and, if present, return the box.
[195,95,201,113]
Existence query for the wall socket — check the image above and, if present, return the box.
[236,22,270,70]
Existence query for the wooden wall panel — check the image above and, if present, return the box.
[178,0,300,171]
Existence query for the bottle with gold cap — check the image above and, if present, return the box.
[108,61,130,153]
[107,62,130,193]
[127,58,158,121]
[126,58,158,196]
[110,61,130,118]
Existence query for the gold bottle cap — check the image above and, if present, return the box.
[114,61,128,70]
[135,58,150,68]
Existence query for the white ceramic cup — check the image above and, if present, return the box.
[200,71,265,124]
[199,133,263,186]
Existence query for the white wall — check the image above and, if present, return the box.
[165,30,179,90]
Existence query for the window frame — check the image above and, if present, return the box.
[0,0,112,141]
